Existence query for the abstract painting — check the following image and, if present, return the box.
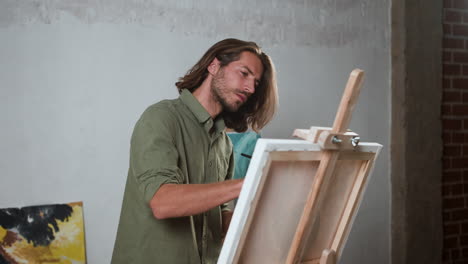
[0,202,86,264]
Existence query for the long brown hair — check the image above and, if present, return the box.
[175,38,278,132]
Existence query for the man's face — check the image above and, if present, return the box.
[211,51,263,112]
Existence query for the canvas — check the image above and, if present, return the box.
[0,201,86,264]
[218,139,381,264]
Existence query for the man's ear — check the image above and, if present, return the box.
[208,58,220,75]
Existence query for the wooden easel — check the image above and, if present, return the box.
[288,69,364,264]
[218,69,380,264]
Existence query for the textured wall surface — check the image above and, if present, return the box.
[0,0,386,48]
[0,1,390,263]
[391,1,443,264]
[442,0,468,263]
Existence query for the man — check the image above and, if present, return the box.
[111,38,278,264]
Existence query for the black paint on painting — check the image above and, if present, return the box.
[0,204,73,247]
[0,254,8,264]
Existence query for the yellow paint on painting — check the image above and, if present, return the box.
[48,204,86,262]
[1,202,86,264]
[12,242,53,263]
[0,226,6,241]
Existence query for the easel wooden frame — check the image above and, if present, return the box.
[218,69,382,264]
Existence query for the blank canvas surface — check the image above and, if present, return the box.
[238,160,318,263]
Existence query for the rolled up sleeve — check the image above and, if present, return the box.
[130,107,184,203]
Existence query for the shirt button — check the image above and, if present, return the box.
[209,161,213,167]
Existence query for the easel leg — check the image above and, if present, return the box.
[319,249,336,264]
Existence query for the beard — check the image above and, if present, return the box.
[211,69,244,112]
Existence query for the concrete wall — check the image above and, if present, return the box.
[391,0,442,263]
[0,1,390,263]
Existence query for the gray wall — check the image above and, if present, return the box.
[391,0,442,263]
[0,1,390,263]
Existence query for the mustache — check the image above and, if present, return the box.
[237,91,250,97]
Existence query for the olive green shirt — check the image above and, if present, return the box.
[112,89,234,264]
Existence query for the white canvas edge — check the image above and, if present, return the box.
[217,139,382,264]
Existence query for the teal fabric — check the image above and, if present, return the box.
[227,132,261,180]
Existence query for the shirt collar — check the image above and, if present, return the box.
[179,89,226,135]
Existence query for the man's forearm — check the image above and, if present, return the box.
[149,179,243,219]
